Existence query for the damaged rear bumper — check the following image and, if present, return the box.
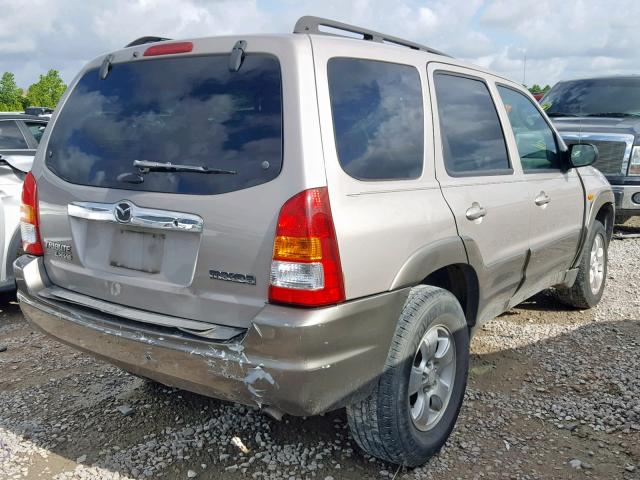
[14,255,409,416]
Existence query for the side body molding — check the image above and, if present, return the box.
[390,236,468,290]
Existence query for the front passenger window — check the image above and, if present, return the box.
[497,86,559,171]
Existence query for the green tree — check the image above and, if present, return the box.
[543,84,551,93]
[529,84,543,94]
[26,70,67,108]
[0,72,24,111]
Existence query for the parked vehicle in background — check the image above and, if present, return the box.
[14,16,614,467]
[543,76,640,223]
[0,113,48,291]
[24,107,54,118]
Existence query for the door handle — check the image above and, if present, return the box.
[465,202,487,221]
[534,191,551,206]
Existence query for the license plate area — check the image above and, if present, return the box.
[110,229,165,273]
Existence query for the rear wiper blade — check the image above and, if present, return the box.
[133,160,237,175]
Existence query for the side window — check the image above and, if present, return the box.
[0,121,28,149]
[497,86,559,171]
[434,73,510,175]
[24,122,47,144]
[327,58,424,180]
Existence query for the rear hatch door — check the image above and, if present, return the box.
[34,37,315,331]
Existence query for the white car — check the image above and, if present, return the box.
[0,113,47,292]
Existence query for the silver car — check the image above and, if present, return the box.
[0,113,47,293]
[14,17,613,466]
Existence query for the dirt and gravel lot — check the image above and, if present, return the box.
[1,221,639,480]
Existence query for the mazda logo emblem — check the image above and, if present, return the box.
[115,201,132,223]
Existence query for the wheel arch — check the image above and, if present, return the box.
[389,237,480,328]
[594,201,614,242]
[420,264,480,329]
[587,188,615,242]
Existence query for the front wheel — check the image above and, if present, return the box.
[347,285,469,467]
[555,220,608,309]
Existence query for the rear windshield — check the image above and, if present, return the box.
[543,78,640,117]
[46,54,283,195]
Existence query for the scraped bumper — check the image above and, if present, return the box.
[15,255,409,416]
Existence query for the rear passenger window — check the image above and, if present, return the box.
[434,73,510,175]
[328,58,423,180]
[496,86,559,171]
[0,121,28,149]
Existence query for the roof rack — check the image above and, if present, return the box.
[125,36,171,48]
[293,16,450,57]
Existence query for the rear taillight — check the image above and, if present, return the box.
[20,172,43,255]
[143,42,193,57]
[268,187,345,307]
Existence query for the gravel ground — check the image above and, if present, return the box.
[1,221,639,480]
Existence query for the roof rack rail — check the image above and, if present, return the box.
[125,36,171,48]
[293,16,450,57]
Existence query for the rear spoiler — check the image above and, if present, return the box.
[125,36,171,48]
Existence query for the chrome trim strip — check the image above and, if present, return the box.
[560,131,634,175]
[68,201,204,233]
[611,185,640,210]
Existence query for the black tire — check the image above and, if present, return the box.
[346,285,469,467]
[555,220,608,309]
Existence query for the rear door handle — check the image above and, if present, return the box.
[465,202,487,221]
[535,191,551,206]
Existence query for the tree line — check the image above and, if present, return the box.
[0,70,67,111]
[0,68,553,111]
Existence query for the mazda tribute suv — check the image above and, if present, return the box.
[14,17,614,466]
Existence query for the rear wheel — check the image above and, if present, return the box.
[346,285,469,467]
[555,220,608,309]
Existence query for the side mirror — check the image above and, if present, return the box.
[568,143,598,168]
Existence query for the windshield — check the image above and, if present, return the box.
[46,53,283,195]
[543,78,640,117]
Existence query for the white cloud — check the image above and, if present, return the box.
[477,0,640,85]
[0,0,638,89]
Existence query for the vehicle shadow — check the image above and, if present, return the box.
[614,222,640,238]
[0,291,21,326]
[510,290,578,313]
[1,307,638,479]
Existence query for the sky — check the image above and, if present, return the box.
[1,0,639,89]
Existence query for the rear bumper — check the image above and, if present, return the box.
[611,184,640,215]
[15,255,409,416]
